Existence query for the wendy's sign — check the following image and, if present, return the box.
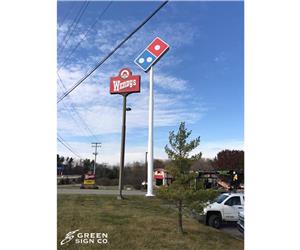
[109,68,141,198]
[110,68,141,95]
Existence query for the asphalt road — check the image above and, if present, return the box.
[220,223,244,240]
[57,188,147,196]
[192,213,243,240]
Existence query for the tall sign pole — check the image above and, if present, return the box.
[118,93,128,199]
[134,37,169,197]
[110,68,141,199]
[147,66,154,196]
[145,151,148,183]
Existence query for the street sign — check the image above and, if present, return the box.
[134,37,169,72]
[110,68,141,95]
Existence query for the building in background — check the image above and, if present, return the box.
[154,168,172,187]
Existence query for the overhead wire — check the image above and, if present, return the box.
[57,72,100,142]
[57,134,83,159]
[57,81,93,140]
[58,1,87,50]
[57,1,100,157]
[58,2,76,29]
[58,1,90,57]
[57,0,169,104]
[58,1,113,71]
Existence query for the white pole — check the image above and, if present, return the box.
[146,66,154,197]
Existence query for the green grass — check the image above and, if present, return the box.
[57,195,243,250]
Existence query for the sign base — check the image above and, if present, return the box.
[117,195,124,200]
[145,193,155,197]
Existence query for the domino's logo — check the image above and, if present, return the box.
[134,37,169,72]
[135,50,157,72]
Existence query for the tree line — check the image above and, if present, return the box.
[57,148,243,189]
[57,150,244,174]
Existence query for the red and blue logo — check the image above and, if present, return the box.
[134,37,169,72]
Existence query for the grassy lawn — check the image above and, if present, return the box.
[57,195,243,250]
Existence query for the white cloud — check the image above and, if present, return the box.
[154,74,187,91]
[58,86,204,137]
[214,51,227,63]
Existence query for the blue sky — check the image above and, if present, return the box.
[57,1,244,164]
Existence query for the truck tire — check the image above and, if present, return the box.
[208,214,221,229]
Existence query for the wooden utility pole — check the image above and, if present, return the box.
[91,142,101,175]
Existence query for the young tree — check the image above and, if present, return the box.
[157,122,203,234]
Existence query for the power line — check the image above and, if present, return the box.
[57,72,100,142]
[57,134,83,159]
[57,0,169,104]
[58,1,90,57]
[58,2,76,29]
[58,1,113,71]
[61,1,90,55]
[57,82,94,140]
[58,1,87,49]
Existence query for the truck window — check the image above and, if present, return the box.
[225,196,241,206]
[214,194,229,204]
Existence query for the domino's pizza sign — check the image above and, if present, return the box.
[134,37,169,72]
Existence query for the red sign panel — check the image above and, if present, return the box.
[147,37,169,58]
[85,174,95,180]
[110,68,141,95]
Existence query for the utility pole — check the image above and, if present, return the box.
[91,142,101,175]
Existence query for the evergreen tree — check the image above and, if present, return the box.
[157,122,217,234]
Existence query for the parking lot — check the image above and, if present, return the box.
[195,212,243,240]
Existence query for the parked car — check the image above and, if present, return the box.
[202,192,244,228]
[237,210,244,234]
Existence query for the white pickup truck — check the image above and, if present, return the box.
[202,192,244,228]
